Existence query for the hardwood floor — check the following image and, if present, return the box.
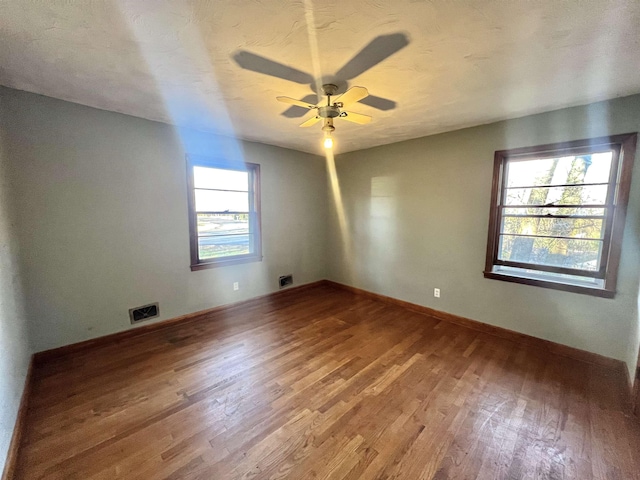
[14,283,640,479]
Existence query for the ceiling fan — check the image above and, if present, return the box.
[277,83,372,137]
[232,33,409,118]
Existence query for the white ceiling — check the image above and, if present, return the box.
[1,1,640,155]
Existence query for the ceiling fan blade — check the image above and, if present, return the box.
[300,115,321,127]
[358,94,396,111]
[334,33,409,80]
[281,94,319,118]
[276,96,316,109]
[339,111,372,125]
[335,86,369,107]
[233,50,314,84]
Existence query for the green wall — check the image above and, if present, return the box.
[0,87,329,353]
[328,95,640,381]
[0,94,31,476]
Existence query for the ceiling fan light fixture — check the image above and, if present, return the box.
[323,136,333,149]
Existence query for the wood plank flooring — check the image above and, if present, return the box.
[14,283,640,479]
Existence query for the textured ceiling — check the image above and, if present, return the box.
[1,1,640,154]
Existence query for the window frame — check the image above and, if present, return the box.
[186,155,262,271]
[484,133,637,298]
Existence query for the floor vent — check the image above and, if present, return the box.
[129,302,159,324]
[279,274,293,289]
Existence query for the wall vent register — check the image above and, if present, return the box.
[279,274,293,289]
[129,302,160,324]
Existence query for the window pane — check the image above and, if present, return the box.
[193,166,249,191]
[504,185,608,206]
[501,217,604,239]
[498,235,602,271]
[506,152,612,188]
[194,189,249,212]
[198,234,252,259]
[197,213,249,236]
[503,207,605,217]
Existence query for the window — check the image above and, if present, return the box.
[186,156,261,270]
[484,133,636,297]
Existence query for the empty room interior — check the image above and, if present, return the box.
[2,1,640,479]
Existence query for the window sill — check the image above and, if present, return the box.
[483,271,615,298]
[191,254,263,271]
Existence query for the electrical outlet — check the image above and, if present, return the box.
[233,282,239,291]
[434,288,440,298]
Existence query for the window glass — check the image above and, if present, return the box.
[187,159,261,269]
[484,134,636,297]
[193,166,249,191]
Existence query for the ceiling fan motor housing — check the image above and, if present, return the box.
[318,105,341,118]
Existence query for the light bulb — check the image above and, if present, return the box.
[324,137,333,149]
